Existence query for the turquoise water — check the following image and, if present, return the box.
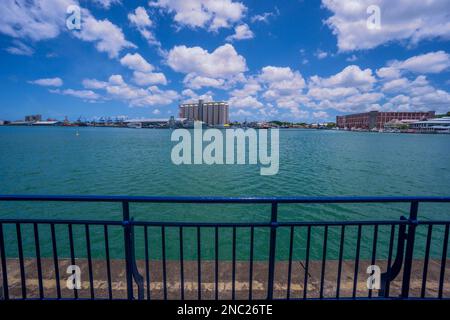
[0,126,449,261]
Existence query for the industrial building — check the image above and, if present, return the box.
[336,111,435,130]
[179,100,229,127]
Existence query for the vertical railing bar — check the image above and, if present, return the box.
[232,226,236,300]
[144,226,151,300]
[421,224,433,298]
[336,225,345,299]
[122,201,134,300]
[319,225,328,299]
[249,226,254,300]
[85,224,94,299]
[401,201,419,298]
[352,225,362,299]
[385,224,395,298]
[369,225,378,298]
[161,226,167,300]
[68,224,77,299]
[267,202,278,300]
[50,223,61,299]
[215,226,219,301]
[286,226,294,299]
[303,226,311,300]
[438,224,449,299]
[0,224,8,300]
[197,226,202,300]
[179,226,184,300]
[104,225,112,300]
[16,223,26,299]
[33,223,43,299]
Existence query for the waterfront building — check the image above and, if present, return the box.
[336,111,435,130]
[179,100,229,127]
[24,114,42,122]
[409,116,450,133]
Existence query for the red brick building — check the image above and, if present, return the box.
[336,111,435,130]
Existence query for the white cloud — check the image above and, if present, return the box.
[181,88,214,103]
[251,8,279,23]
[376,66,401,79]
[128,6,162,49]
[313,111,329,119]
[226,24,254,42]
[120,53,154,72]
[29,77,63,87]
[315,50,328,60]
[183,74,224,89]
[150,0,246,31]
[82,78,108,89]
[133,71,167,86]
[167,44,247,78]
[0,0,74,41]
[229,95,263,109]
[5,41,34,56]
[93,0,121,9]
[323,0,450,51]
[391,51,450,74]
[120,53,168,86]
[74,13,136,58]
[0,1,134,59]
[80,74,178,107]
[51,88,103,101]
[310,65,376,91]
[167,44,246,89]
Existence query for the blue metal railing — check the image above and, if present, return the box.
[0,195,449,300]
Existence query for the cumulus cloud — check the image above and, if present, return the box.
[29,77,63,87]
[82,74,177,107]
[167,44,247,89]
[132,71,167,86]
[181,88,214,103]
[322,0,450,51]
[226,24,254,42]
[120,53,154,72]
[390,51,450,74]
[309,65,376,91]
[0,0,134,59]
[128,6,162,50]
[74,13,136,59]
[150,0,246,31]
[120,53,167,86]
[167,44,247,78]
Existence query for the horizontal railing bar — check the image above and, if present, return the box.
[1,194,450,204]
[0,219,122,225]
[132,220,412,227]
[3,219,445,227]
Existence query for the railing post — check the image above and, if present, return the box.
[401,201,419,298]
[122,201,134,300]
[267,202,278,300]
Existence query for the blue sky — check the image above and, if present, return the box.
[0,0,449,122]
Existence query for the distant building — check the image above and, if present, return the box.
[179,100,229,126]
[409,116,450,133]
[336,111,435,130]
[25,114,42,122]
